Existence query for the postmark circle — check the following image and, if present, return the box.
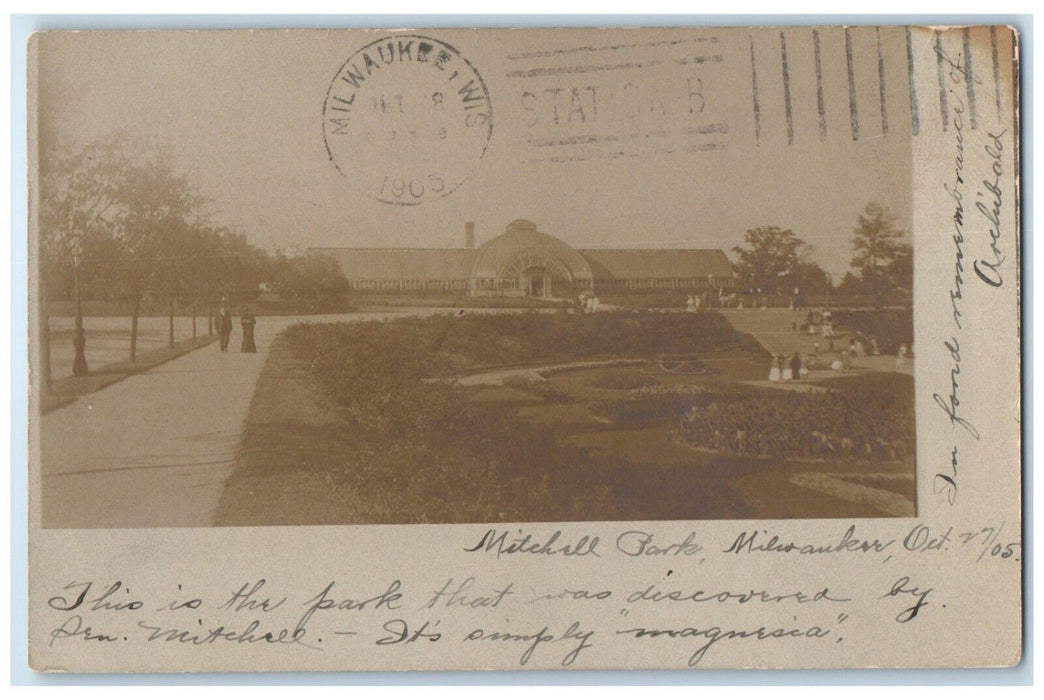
[322,34,493,205]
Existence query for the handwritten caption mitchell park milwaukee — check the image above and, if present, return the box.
[43,524,1019,669]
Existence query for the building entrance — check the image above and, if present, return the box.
[521,268,551,298]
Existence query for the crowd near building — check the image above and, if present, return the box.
[311,219,736,298]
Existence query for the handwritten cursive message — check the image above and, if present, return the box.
[39,523,1020,670]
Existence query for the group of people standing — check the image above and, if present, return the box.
[803,307,834,336]
[768,353,807,382]
[575,293,603,313]
[215,306,257,353]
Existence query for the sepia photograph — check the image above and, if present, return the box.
[29,27,929,528]
[23,21,1023,675]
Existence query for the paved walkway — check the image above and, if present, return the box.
[452,359,643,387]
[38,310,452,528]
[719,308,853,357]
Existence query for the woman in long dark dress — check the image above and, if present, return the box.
[240,313,257,353]
[790,352,802,381]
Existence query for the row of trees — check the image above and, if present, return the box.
[731,203,913,301]
[38,133,349,388]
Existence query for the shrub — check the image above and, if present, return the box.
[584,371,660,391]
[676,383,914,461]
[592,385,710,424]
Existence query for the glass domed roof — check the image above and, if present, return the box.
[470,220,593,286]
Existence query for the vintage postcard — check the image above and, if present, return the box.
[27,25,1021,672]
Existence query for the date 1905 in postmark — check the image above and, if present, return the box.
[323,35,493,205]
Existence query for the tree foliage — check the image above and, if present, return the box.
[271,253,351,311]
[38,134,130,300]
[732,225,810,293]
[37,132,349,367]
[851,203,911,296]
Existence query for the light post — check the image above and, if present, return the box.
[72,252,88,377]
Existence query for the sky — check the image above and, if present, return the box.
[32,27,919,278]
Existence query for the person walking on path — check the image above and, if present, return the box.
[217,306,233,352]
[240,312,257,353]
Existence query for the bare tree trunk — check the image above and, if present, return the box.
[168,294,175,349]
[72,262,88,377]
[129,293,141,363]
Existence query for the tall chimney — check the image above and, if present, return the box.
[465,221,475,249]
